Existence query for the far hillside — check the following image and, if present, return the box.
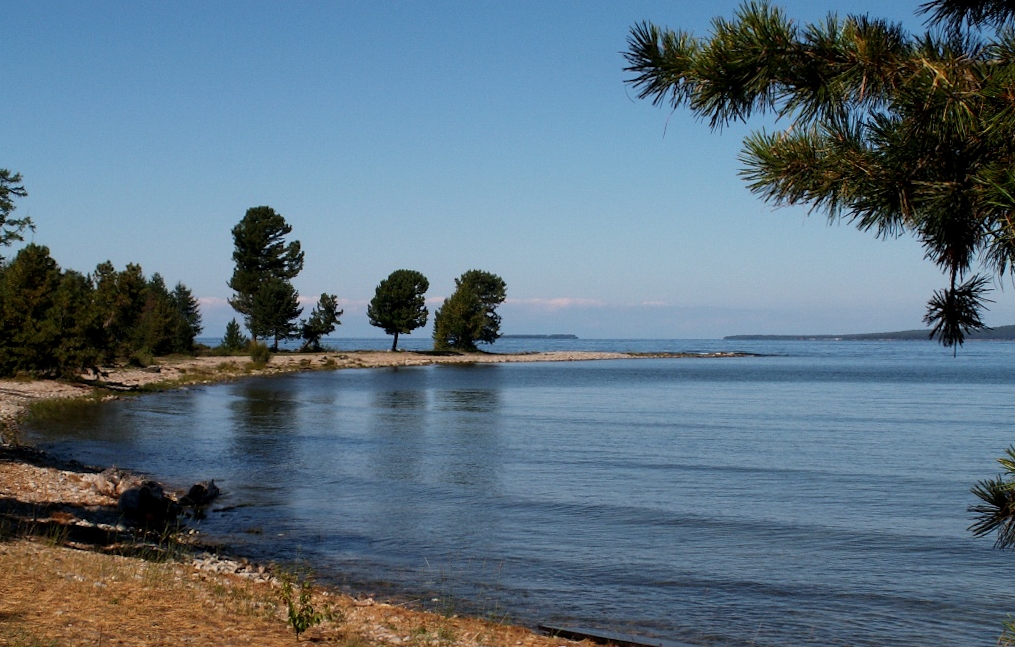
[725,325,1015,341]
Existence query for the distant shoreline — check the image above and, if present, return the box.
[725,324,1015,341]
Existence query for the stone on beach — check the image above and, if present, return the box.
[117,480,180,525]
[179,480,220,507]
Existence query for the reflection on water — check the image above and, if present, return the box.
[435,389,499,413]
[370,379,429,483]
[228,384,300,461]
[436,395,501,488]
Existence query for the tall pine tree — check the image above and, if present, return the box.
[228,206,304,342]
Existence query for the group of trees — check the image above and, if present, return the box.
[0,169,201,377]
[0,244,202,376]
[0,179,510,375]
[225,206,507,353]
[227,206,336,352]
[362,267,507,352]
[225,206,342,353]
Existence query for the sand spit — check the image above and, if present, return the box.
[0,348,742,426]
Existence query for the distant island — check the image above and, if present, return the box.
[725,325,1015,341]
[501,334,579,340]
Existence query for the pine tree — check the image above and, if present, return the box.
[221,318,249,352]
[48,270,103,375]
[92,262,148,361]
[250,277,302,351]
[367,269,429,351]
[432,270,506,351]
[133,273,177,357]
[299,293,342,352]
[170,282,202,353]
[0,169,33,261]
[227,206,303,340]
[0,244,62,374]
[623,0,1015,351]
[459,270,506,345]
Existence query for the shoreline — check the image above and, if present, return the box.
[0,348,748,430]
[0,349,740,646]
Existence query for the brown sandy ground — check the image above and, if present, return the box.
[0,349,741,647]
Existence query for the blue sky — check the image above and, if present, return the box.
[4,0,1011,339]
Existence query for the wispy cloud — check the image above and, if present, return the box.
[198,296,229,308]
[505,297,607,310]
[341,298,370,309]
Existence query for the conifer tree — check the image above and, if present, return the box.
[0,169,32,261]
[367,269,429,351]
[0,244,61,374]
[228,206,304,340]
[299,293,342,352]
[250,277,302,351]
[624,0,1015,351]
[92,262,148,361]
[48,270,103,374]
[432,270,506,351]
[133,274,177,357]
[459,269,507,345]
[221,318,249,352]
[171,282,202,353]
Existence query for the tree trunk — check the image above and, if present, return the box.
[391,331,399,352]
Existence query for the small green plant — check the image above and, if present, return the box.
[249,341,271,365]
[41,521,70,548]
[280,569,324,641]
[1000,616,1015,647]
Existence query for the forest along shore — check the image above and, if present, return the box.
[0,349,739,647]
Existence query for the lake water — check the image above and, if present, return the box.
[24,340,1015,646]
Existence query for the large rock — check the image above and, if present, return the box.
[117,480,179,525]
[179,480,220,507]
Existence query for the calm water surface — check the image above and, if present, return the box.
[25,340,1015,646]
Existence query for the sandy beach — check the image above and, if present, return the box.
[0,349,720,647]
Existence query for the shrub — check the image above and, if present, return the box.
[280,570,324,640]
[249,341,270,365]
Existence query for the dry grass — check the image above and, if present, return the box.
[0,539,579,647]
